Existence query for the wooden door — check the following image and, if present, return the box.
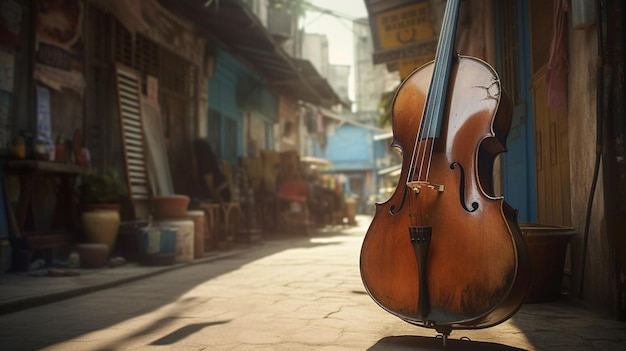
[529,0,571,226]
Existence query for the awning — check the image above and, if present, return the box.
[292,59,350,109]
[373,131,393,140]
[159,0,342,108]
[378,164,401,177]
[301,156,333,165]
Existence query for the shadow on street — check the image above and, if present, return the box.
[0,226,347,351]
[368,335,527,351]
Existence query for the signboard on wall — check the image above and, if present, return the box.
[33,0,85,93]
[398,54,433,79]
[365,0,438,66]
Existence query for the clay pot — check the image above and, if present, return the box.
[76,243,109,268]
[81,205,121,253]
[152,195,190,219]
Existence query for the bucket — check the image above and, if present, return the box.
[118,220,150,262]
[155,219,194,263]
[138,226,176,255]
[76,243,109,268]
[187,210,205,259]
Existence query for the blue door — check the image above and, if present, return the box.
[494,0,537,222]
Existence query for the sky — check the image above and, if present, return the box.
[302,0,368,65]
[301,0,369,105]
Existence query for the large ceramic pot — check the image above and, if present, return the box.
[152,195,190,219]
[520,223,577,302]
[81,204,121,254]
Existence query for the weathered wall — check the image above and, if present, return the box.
[568,22,616,317]
[276,97,300,152]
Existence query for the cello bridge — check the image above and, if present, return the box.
[407,181,445,194]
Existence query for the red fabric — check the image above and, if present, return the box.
[546,0,570,113]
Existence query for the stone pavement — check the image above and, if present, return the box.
[0,215,625,350]
[0,247,249,316]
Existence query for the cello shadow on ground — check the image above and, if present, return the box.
[367,335,527,351]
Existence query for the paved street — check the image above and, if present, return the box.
[1,216,625,350]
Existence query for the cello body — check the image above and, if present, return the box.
[359,55,530,332]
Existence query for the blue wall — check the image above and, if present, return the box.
[208,49,277,165]
[318,124,373,170]
[315,122,385,202]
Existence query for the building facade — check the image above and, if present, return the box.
[0,0,342,263]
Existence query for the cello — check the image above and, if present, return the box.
[359,0,530,344]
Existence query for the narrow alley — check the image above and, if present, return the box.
[0,216,625,351]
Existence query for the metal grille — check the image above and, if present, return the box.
[113,20,133,67]
[89,5,111,64]
[134,34,160,94]
[85,4,117,169]
[161,49,193,96]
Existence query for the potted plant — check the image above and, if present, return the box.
[79,168,127,255]
[80,168,127,209]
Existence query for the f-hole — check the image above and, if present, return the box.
[450,162,479,213]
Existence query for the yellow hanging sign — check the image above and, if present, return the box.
[375,1,434,50]
[399,54,434,80]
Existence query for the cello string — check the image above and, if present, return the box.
[425,22,451,182]
[415,86,435,183]
[424,0,460,182]
[407,110,423,184]
[407,76,430,184]
[408,0,460,185]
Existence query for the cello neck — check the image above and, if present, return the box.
[421,0,461,140]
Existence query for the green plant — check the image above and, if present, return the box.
[80,168,127,204]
